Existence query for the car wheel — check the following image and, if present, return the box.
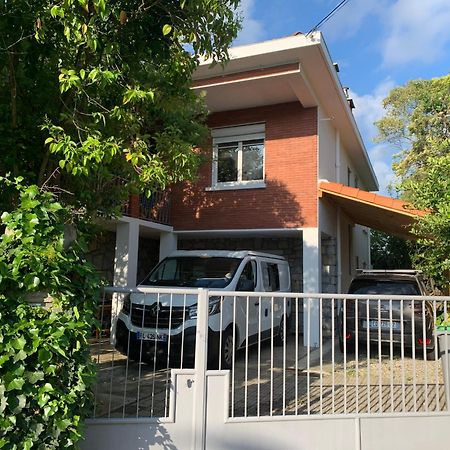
[220,328,235,370]
[424,344,439,361]
[274,315,286,347]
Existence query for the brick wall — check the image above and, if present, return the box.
[171,102,318,231]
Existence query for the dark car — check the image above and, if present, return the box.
[339,270,436,359]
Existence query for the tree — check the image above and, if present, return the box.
[0,1,241,446]
[1,0,241,215]
[370,230,412,270]
[376,75,450,287]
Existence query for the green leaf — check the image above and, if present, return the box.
[6,378,25,391]
[162,24,172,36]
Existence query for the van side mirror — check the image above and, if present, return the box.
[237,279,255,291]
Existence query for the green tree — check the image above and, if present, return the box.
[370,230,412,270]
[0,1,241,447]
[1,0,241,215]
[376,75,450,287]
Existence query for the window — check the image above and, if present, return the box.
[238,260,257,291]
[262,262,280,292]
[210,124,265,190]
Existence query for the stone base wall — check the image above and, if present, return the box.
[86,230,160,286]
[321,233,337,336]
[86,231,116,284]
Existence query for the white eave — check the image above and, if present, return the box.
[192,32,379,191]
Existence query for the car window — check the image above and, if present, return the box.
[262,262,280,292]
[349,279,421,295]
[142,256,242,288]
[238,260,257,290]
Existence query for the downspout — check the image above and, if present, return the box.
[335,129,342,293]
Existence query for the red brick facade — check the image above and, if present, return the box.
[171,102,318,231]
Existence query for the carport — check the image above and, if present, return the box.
[319,181,426,240]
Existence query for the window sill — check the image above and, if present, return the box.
[205,181,266,192]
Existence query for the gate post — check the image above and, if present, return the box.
[191,288,209,450]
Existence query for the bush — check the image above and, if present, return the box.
[0,177,99,449]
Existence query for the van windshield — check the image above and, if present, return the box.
[142,256,242,288]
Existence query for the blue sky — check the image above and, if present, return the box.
[233,0,450,194]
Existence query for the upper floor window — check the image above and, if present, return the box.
[209,123,265,191]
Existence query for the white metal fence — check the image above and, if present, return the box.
[90,287,450,420]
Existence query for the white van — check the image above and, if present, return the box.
[115,250,291,368]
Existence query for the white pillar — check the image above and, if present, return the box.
[113,220,140,287]
[111,220,139,343]
[303,228,321,347]
[159,232,177,260]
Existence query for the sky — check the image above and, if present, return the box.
[232,0,450,194]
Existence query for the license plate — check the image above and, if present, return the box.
[363,320,400,331]
[136,331,168,342]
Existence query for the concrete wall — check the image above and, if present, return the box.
[318,106,336,182]
[83,370,450,450]
[170,102,318,231]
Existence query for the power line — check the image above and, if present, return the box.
[306,0,350,36]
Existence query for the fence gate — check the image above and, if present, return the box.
[83,287,450,450]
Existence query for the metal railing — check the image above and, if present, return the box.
[90,288,450,420]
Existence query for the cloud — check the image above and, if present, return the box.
[233,0,265,45]
[350,79,395,140]
[323,0,450,67]
[382,0,450,66]
[322,0,389,39]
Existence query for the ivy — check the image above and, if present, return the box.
[0,178,99,449]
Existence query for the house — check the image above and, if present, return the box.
[92,32,422,342]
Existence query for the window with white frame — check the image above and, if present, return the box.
[210,123,265,190]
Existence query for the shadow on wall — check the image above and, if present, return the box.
[142,423,178,450]
[173,178,305,230]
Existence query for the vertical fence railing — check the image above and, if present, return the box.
[90,288,450,421]
[208,291,450,418]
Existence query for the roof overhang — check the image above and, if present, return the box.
[319,182,426,239]
[193,33,378,191]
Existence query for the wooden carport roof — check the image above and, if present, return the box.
[318,182,426,240]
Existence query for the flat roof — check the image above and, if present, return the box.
[193,33,378,191]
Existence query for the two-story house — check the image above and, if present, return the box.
[93,32,422,341]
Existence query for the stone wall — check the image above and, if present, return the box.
[86,230,116,284]
[321,234,337,293]
[86,230,160,286]
[321,233,337,336]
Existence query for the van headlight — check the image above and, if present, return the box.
[208,296,222,316]
[188,296,222,319]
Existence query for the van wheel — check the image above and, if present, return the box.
[220,328,235,370]
[274,316,286,347]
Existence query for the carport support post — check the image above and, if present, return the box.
[192,288,209,450]
[159,231,177,261]
[111,220,140,343]
[303,228,321,347]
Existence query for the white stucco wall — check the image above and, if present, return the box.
[318,107,337,182]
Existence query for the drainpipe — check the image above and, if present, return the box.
[335,129,342,293]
